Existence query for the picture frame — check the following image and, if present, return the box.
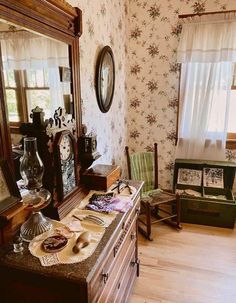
[0,158,21,214]
[95,45,115,113]
[59,66,71,82]
[203,167,224,188]
[177,168,202,186]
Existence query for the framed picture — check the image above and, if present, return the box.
[0,158,21,214]
[177,168,202,186]
[203,168,224,188]
[59,66,71,82]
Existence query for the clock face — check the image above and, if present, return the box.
[55,130,77,202]
[59,135,71,161]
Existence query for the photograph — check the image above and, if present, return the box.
[203,168,224,188]
[177,168,202,186]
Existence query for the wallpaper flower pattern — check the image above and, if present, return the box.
[126,0,236,189]
[68,0,236,189]
[68,0,128,174]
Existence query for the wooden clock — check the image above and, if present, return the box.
[53,130,78,202]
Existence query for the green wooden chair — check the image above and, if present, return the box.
[125,143,181,240]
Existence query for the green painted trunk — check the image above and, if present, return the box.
[174,159,236,228]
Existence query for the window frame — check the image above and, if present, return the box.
[177,64,236,150]
[4,69,50,133]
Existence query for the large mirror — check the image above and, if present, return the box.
[0,19,72,147]
[0,0,83,218]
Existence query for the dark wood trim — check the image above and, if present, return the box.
[0,159,21,215]
[226,140,236,150]
[154,143,158,188]
[0,1,84,222]
[0,0,82,39]
[70,37,82,137]
[226,133,236,149]
[53,130,78,203]
[0,44,12,163]
[125,146,132,179]
[0,0,82,158]
[179,10,236,19]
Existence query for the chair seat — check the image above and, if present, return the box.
[125,144,182,241]
[142,190,177,206]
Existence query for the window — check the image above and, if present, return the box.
[226,64,236,149]
[3,70,21,122]
[3,69,51,132]
[176,14,236,159]
[205,64,236,149]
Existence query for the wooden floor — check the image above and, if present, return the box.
[129,223,236,303]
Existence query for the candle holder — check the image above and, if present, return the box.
[20,137,52,242]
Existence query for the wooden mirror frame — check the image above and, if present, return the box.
[0,0,87,219]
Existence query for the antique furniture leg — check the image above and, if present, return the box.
[138,201,153,241]
[176,195,182,229]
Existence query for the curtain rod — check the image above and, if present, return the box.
[179,10,236,19]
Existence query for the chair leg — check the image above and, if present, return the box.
[146,203,152,240]
[138,203,153,241]
[176,195,182,229]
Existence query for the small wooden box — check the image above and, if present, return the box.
[82,164,120,190]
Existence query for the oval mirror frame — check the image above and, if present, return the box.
[95,46,115,113]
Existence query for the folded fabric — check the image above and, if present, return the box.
[86,194,132,213]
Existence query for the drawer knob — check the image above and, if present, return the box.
[102,272,109,284]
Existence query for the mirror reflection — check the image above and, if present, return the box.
[0,19,72,145]
[101,52,114,108]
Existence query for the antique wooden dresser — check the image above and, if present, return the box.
[0,181,143,303]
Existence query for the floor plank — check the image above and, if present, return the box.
[129,223,236,303]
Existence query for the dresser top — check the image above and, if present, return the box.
[0,181,143,284]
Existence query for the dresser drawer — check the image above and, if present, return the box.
[110,246,137,303]
[90,209,138,303]
[97,226,137,303]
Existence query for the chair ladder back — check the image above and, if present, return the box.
[125,146,132,179]
[154,143,158,189]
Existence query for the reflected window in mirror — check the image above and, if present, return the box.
[0,20,72,138]
[3,69,51,124]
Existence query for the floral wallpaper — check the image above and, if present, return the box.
[68,0,128,174]
[126,0,236,189]
[68,0,236,189]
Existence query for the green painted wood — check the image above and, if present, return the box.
[174,159,236,228]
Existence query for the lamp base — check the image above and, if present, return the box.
[20,211,52,242]
[20,188,52,242]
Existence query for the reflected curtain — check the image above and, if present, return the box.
[176,12,236,160]
[0,31,69,116]
[0,31,68,69]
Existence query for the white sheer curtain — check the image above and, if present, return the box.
[0,31,69,69]
[0,30,69,116]
[176,13,236,160]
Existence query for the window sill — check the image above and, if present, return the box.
[226,140,236,150]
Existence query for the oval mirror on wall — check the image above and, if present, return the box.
[95,45,115,113]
